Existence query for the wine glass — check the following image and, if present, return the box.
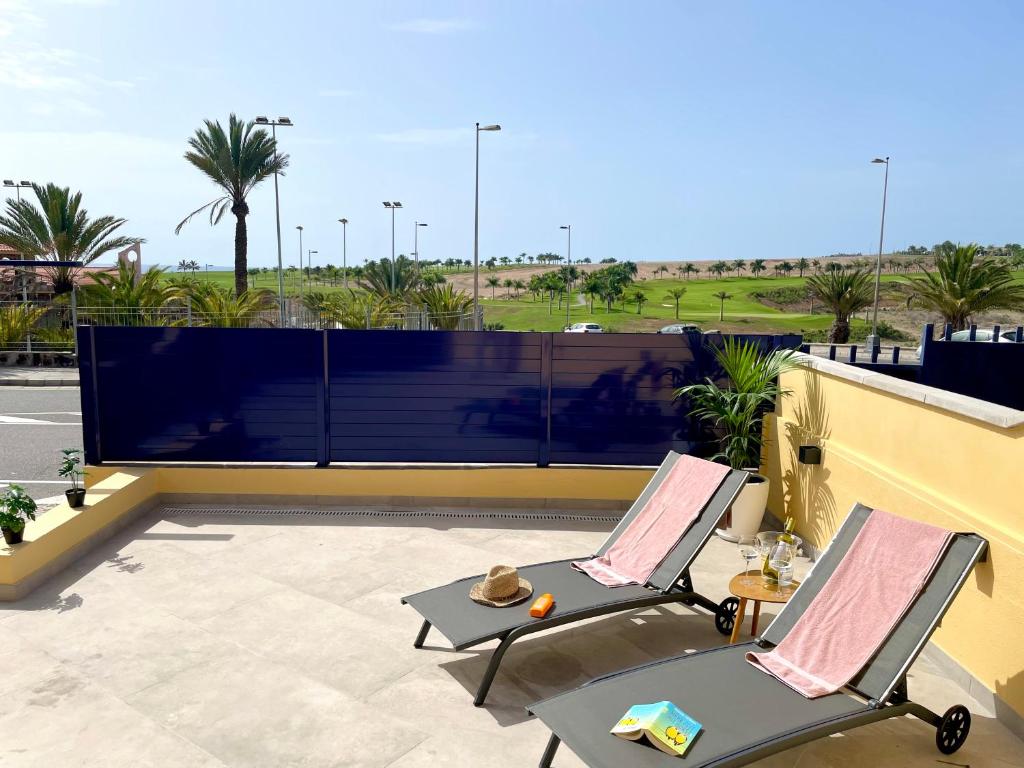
[737,535,760,583]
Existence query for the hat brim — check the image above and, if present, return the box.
[468,578,533,607]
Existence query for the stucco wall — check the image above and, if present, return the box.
[763,356,1024,720]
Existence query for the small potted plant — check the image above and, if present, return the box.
[59,448,87,508]
[0,485,37,545]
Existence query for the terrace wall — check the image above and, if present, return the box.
[763,355,1024,726]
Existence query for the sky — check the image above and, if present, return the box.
[1,0,1022,269]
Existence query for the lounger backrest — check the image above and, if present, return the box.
[596,451,683,557]
[761,503,987,704]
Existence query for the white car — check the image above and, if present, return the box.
[564,322,604,333]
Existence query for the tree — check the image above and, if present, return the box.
[780,261,794,277]
[732,259,746,277]
[485,276,500,299]
[630,289,648,314]
[657,265,669,278]
[796,257,809,277]
[0,183,142,294]
[512,279,526,298]
[711,260,728,278]
[750,258,766,278]
[903,243,1024,331]
[713,290,732,321]
[807,268,873,343]
[418,284,473,330]
[190,285,276,327]
[683,263,698,280]
[502,278,514,298]
[78,261,181,324]
[177,259,190,272]
[665,287,687,319]
[176,114,288,297]
[359,256,421,297]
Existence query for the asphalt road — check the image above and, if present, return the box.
[0,387,84,504]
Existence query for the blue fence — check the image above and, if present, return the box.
[918,323,1024,410]
[78,326,801,467]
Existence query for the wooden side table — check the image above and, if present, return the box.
[726,572,800,644]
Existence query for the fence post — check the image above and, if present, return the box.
[70,287,79,359]
[992,324,1001,342]
[848,345,857,363]
[892,346,900,364]
[1017,326,1023,343]
[968,324,977,341]
[317,330,329,467]
[870,344,880,364]
[943,323,953,341]
[537,333,553,467]
[186,295,192,327]
[828,345,836,360]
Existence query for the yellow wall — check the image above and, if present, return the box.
[764,362,1024,718]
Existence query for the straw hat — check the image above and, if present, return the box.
[469,565,533,607]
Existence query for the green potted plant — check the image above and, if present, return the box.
[675,337,797,541]
[59,448,87,508]
[0,485,38,545]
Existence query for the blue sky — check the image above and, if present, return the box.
[2,0,1022,268]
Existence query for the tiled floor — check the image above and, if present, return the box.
[0,508,1021,767]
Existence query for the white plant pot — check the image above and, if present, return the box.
[716,472,770,543]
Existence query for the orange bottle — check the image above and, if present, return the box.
[529,593,554,618]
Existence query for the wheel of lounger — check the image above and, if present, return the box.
[936,705,971,755]
[715,596,739,636]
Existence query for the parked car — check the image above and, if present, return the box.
[657,323,702,334]
[917,328,1021,357]
[564,322,604,333]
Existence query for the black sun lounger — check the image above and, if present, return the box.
[527,503,988,767]
[401,452,748,706]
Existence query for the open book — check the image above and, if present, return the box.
[611,701,702,757]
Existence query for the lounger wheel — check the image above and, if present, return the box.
[715,597,739,636]
[936,705,971,754]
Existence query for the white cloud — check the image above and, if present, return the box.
[389,18,477,34]
[375,127,473,146]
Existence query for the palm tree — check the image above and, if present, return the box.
[807,268,873,343]
[80,262,181,325]
[418,284,473,329]
[903,243,1024,331]
[713,290,732,321]
[630,289,648,314]
[796,257,809,277]
[359,256,420,297]
[665,287,687,319]
[732,259,746,277]
[502,278,514,298]
[175,114,288,297]
[683,263,698,280]
[750,258,766,278]
[190,286,276,328]
[512,279,526,298]
[486,276,500,299]
[177,259,190,272]
[0,183,142,294]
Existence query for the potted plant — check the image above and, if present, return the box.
[675,337,796,541]
[0,485,37,545]
[59,448,87,508]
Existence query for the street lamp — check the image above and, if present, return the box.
[338,218,349,288]
[413,221,428,269]
[474,122,501,330]
[2,180,31,203]
[866,156,890,352]
[307,250,318,286]
[254,116,293,325]
[383,202,402,292]
[296,225,304,305]
[561,225,573,328]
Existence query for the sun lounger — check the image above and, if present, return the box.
[401,451,748,706]
[527,503,987,766]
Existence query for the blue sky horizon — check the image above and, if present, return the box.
[2,0,1022,269]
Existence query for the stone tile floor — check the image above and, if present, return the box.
[0,508,1021,767]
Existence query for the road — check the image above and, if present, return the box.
[0,388,83,504]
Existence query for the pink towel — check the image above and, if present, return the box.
[572,455,731,587]
[745,509,952,698]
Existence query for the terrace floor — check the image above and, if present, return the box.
[0,507,1021,768]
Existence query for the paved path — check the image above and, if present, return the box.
[0,388,83,504]
[0,366,80,387]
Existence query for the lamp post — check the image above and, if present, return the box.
[307,250,318,288]
[866,156,890,352]
[296,225,304,305]
[254,117,292,325]
[337,218,349,288]
[382,202,402,292]
[2,180,31,203]
[474,122,501,330]
[413,221,428,269]
[560,225,572,328]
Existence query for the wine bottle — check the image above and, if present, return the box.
[762,516,796,583]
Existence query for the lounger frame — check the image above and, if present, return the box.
[529,504,988,767]
[402,453,747,706]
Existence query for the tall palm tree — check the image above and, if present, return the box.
[359,256,420,297]
[807,268,873,343]
[712,290,732,321]
[796,257,809,277]
[175,114,288,297]
[750,258,766,278]
[903,243,1024,331]
[665,287,687,319]
[0,183,142,294]
[732,259,746,277]
[486,275,500,299]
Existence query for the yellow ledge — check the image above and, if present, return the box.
[0,464,655,601]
